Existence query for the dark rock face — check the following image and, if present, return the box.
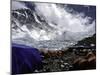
[12,43,43,74]
[76,34,96,46]
[12,9,36,24]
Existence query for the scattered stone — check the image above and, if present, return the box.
[90,44,95,47]
[61,64,65,68]
[34,70,39,72]
[64,63,69,65]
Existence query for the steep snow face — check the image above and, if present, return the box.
[11,1,96,50]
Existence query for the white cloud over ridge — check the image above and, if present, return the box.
[34,3,95,41]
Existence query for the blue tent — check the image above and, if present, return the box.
[12,43,43,74]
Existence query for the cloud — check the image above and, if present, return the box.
[11,1,27,10]
[34,3,95,41]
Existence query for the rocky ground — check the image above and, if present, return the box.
[33,48,96,73]
[34,34,96,73]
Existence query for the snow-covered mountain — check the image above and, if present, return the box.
[11,1,96,50]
